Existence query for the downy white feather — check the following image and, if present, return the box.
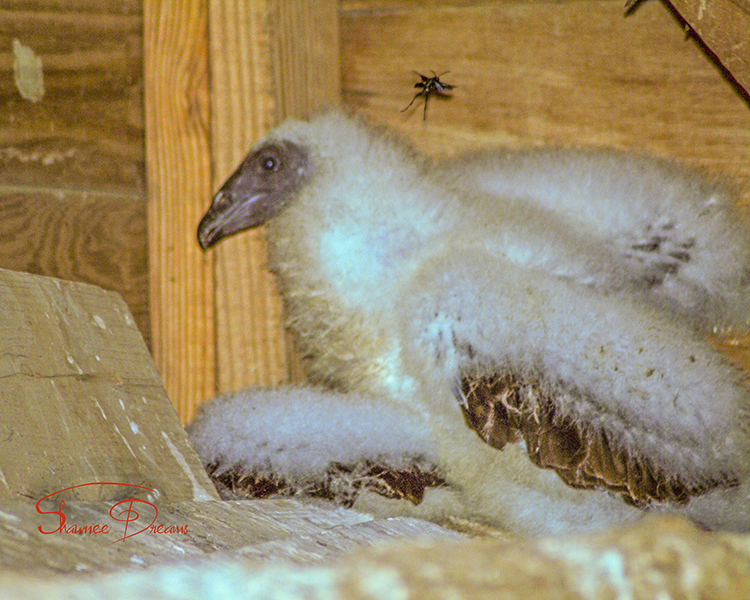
[192,109,750,534]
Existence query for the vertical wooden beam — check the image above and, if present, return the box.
[144,0,339,420]
[208,0,340,396]
[144,1,215,421]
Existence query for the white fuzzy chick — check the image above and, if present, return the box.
[191,109,750,535]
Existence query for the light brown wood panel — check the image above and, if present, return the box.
[207,0,286,399]
[340,0,503,11]
[340,0,750,200]
[665,0,750,97]
[0,188,150,347]
[0,0,144,195]
[208,0,340,398]
[144,1,215,422]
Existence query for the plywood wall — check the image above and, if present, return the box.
[339,0,750,191]
[0,1,149,346]
[144,0,750,421]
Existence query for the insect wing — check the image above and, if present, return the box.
[433,81,454,92]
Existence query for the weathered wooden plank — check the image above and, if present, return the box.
[0,269,217,502]
[143,1,215,421]
[0,498,458,580]
[665,0,750,97]
[5,515,750,600]
[206,0,340,403]
[0,0,144,195]
[340,0,750,199]
[0,188,150,347]
[0,499,373,575]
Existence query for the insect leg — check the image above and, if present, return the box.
[401,91,425,113]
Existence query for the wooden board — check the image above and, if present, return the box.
[0,0,144,195]
[208,0,340,397]
[0,498,457,575]
[341,0,503,9]
[143,2,216,422]
[5,515,750,599]
[0,269,217,502]
[208,0,291,399]
[0,189,149,347]
[665,0,750,98]
[0,0,150,348]
[340,0,750,199]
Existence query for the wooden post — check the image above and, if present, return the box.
[144,1,215,421]
[145,0,340,420]
[208,0,340,397]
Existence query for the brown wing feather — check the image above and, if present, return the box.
[205,460,448,508]
[460,374,737,507]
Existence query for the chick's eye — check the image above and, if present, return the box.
[261,155,279,171]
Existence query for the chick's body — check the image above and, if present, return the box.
[192,110,750,534]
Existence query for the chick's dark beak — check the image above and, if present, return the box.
[197,187,270,250]
[197,190,232,250]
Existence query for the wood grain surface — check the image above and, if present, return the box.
[209,0,339,398]
[665,0,750,97]
[0,268,216,503]
[340,0,750,198]
[0,1,144,194]
[144,1,215,421]
[0,0,149,346]
[145,0,340,420]
[0,189,149,346]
